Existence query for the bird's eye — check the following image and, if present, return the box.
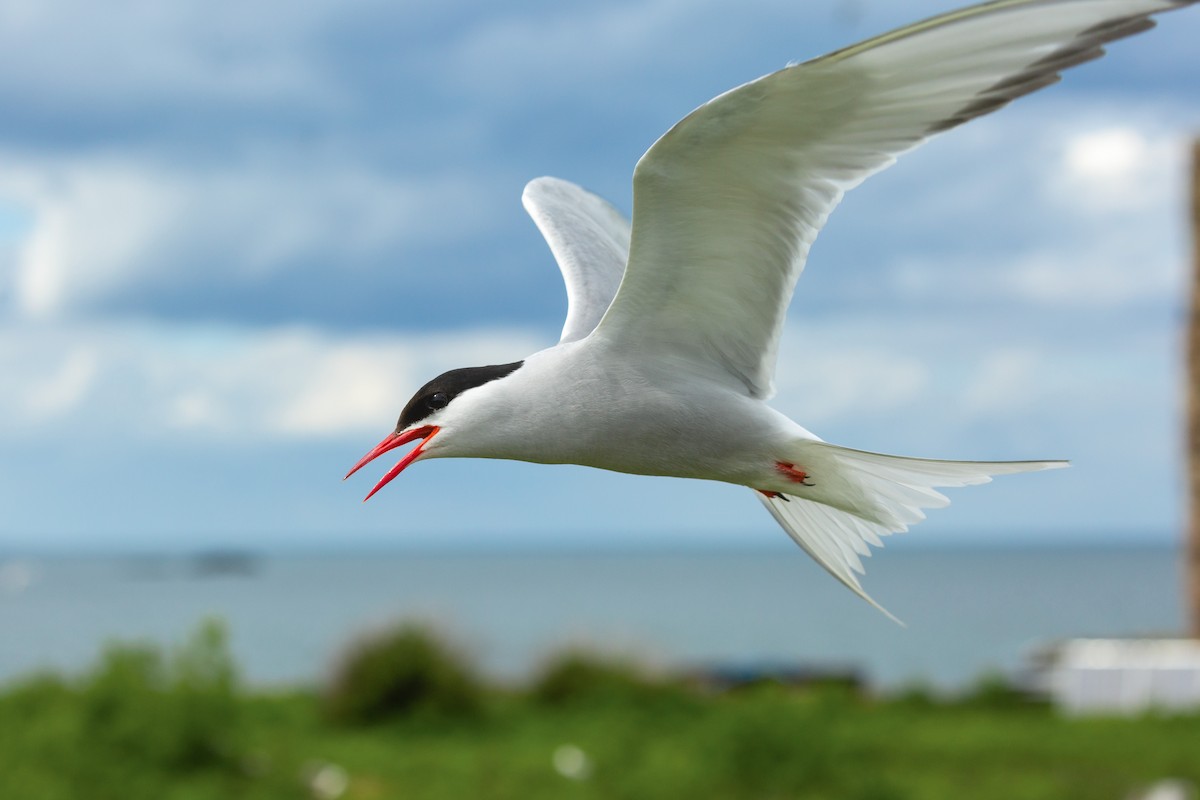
[427,392,450,410]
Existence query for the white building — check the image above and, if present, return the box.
[1028,638,1200,715]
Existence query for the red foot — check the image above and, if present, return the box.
[775,461,814,486]
[757,489,782,499]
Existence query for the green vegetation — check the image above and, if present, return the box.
[530,649,676,708]
[1,620,1198,800]
[323,623,482,725]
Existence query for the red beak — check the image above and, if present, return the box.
[344,425,439,501]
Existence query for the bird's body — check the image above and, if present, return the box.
[427,340,801,485]
[347,0,1196,618]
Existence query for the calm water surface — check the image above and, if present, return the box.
[0,545,1184,690]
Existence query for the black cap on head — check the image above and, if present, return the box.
[396,361,523,431]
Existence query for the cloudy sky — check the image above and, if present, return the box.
[1,0,1197,554]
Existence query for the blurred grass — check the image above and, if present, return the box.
[0,619,1198,800]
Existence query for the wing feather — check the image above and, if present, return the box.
[592,0,1193,397]
[522,177,631,344]
[759,441,1067,622]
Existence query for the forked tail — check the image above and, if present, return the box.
[757,441,1067,624]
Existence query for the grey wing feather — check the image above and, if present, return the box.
[522,177,631,344]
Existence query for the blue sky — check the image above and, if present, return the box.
[0,0,1198,554]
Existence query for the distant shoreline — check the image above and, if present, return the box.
[0,535,1180,561]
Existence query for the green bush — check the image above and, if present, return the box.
[530,649,677,707]
[0,619,245,800]
[960,670,1044,711]
[323,622,482,725]
[80,618,242,771]
[891,680,938,709]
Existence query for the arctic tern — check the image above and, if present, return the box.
[346,0,1194,618]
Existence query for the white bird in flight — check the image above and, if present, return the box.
[347,0,1194,619]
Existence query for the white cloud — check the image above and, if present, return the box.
[769,306,1177,462]
[960,349,1041,417]
[1064,128,1149,182]
[856,102,1195,312]
[773,337,930,425]
[3,303,1161,461]
[0,1,1193,329]
[1053,125,1184,215]
[0,321,547,442]
[0,152,500,318]
[892,238,1180,311]
[22,347,98,419]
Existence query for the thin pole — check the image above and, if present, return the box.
[1187,138,1200,638]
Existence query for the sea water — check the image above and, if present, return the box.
[0,544,1183,690]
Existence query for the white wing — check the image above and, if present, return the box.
[592,0,1193,398]
[522,177,631,344]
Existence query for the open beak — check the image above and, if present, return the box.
[344,425,439,501]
